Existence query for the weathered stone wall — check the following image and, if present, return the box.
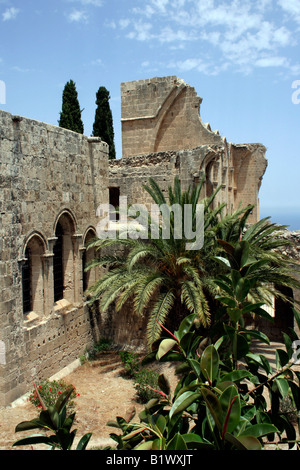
[0,75,293,406]
[117,76,267,224]
[109,145,267,223]
[121,76,222,158]
[0,110,109,405]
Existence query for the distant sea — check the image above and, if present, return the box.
[260,210,300,231]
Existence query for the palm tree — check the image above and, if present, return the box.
[85,176,300,347]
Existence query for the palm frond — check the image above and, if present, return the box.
[126,242,163,271]
[146,290,176,346]
[133,273,166,315]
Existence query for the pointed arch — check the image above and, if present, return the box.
[22,232,47,315]
[53,210,77,303]
[82,227,97,292]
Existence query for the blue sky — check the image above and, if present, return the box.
[0,0,300,228]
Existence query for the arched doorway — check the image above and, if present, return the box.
[22,235,46,315]
[82,229,97,292]
[53,212,76,304]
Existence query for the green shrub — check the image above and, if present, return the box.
[14,387,91,450]
[28,379,79,414]
[86,337,113,360]
[119,351,141,378]
[133,368,161,403]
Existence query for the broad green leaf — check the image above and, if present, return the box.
[201,387,222,431]
[15,419,45,433]
[181,433,215,450]
[246,259,269,275]
[292,307,300,330]
[233,333,249,360]
[76,433,92,450]
[226,434,262,450]
[213,279,233,296]
[200,345,219,383]
[231,269,242,289]
[242,405,256,422]
[177,313,196,341]
[166,433,188,450]
[235,278,251,302]
[216,296,236,308]
[282,332,293,359]
[214,335,225,350]
[106,420,121,429]
[241,302,264,314]
[220,385,241,434]
[158,374,170,396]
[240,328,270,345]
[188,358,201,378]
[217,239,235,256]
[48,406,60,430]
[213,256,231,268]
[156,338,177,360]
[116,416,130,432]
[259,354,273,375]
[246,352,265,368]
[275,378,289,399]
[235,241,250,268]
[152,438,165,450]
[136,440,154,450]
[151,414,166,436]
[289,381,300,410]
[122,426,147,441]
[55,386,75,413]
[239,423,278,438]
[169,391,201,419]
[276,349,289,369]
[252,307,274,322]
[227,307,242,323]
[221,370,253,383]
[179,331,194,353]
[12,434,53,447]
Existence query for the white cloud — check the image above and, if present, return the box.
[278,0,300,17]
[123,0,300,75]
[67,9,89,23]
[2,7,19,21]
[67,0,103,6]
[91,58,103,66]
[127,21,153,41]
[12,65,32,73]
[169,57,230,76]
[119,18,130,29]
[255,56,290,68]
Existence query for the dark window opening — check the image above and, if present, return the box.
[83,230,96,292]
[53,222,64,302]
[274,285,294,338]
[205,161,214,200]
[109,187,120,220]
[22,247,31,313]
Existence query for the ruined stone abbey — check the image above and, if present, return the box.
[0,76,297,406]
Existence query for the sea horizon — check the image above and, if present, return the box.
[260,209,300,232]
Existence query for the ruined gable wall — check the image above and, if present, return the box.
[0,110,108,405]
[109,144,267,224]
[118,76,267,224]
[121,76,223,158]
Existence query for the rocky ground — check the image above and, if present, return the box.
[0,352,177,450]
[0,342,299,451]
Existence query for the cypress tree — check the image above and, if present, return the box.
[58,80,84,134]
[92,86,116,159]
